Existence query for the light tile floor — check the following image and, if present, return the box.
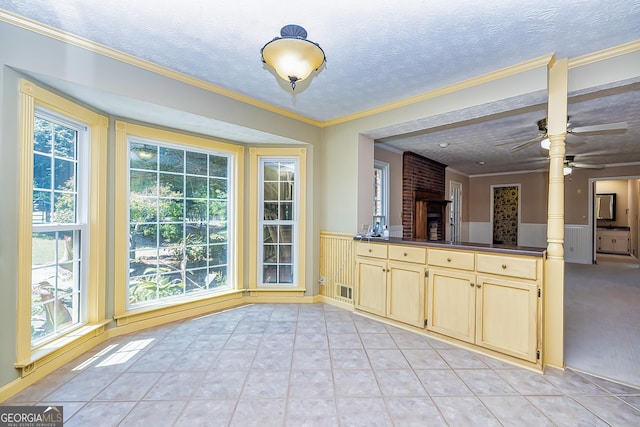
[4,303,640,426]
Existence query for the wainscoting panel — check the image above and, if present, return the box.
[519,223,547,248]
[564,225,592,264]
[468,222,492,244]
[319,231,356,304]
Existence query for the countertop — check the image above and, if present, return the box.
[354,236,547,257]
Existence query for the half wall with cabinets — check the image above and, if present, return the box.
[319,232,546,370]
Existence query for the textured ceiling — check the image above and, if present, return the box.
[2,0,639,174]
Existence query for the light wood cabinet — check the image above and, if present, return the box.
[355,257,387,316]
[597,229,630,255]
[427,267,476,342]
[354,240,543,365]
[355,242,427,327]
[427,249,541,363]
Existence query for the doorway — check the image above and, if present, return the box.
[491,184,520,246]
[449,181,462,242]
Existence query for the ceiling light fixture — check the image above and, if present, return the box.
[563,166,572,176]
[540,138,550,150]
[438,142,449,148]
[261,24,326,91]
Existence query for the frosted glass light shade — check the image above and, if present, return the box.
[540,138,550,150]
[261,25,326,90]
[563,166,572,175]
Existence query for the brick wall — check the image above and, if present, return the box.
[402,152,446,239]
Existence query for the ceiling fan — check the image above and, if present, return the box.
[563,155,605,175]
[496,118,628,152]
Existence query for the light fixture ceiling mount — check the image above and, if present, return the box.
[261,24,326,91]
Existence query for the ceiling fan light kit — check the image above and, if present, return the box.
[261,24,326,91]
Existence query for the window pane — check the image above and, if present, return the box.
[209,178,227,199]
[186,151,208,176]
[159,199,184,222]
[34,117,52,154]
[54,158,75,191]
[32,232,57,267]
[209,201,227,222]
[130,143,158,170]
[209,155,228,178]
[130,195,158,222]
[280,182,293,201]
[159,147,184,173]
[263,265,277,283]
[264,162,278,181]
[52,191,76,223]
[160,173,184,194]
[279,265,293,283]
[279,245,292,263]
[264,202,278,220]
[280,203,293,220]
[263,225,278,243]
[279,226,292,244]
[186,176,208,198]
[33,154,51,189]
[209,224,227,244]
[264,182,278,200]
[53,124,76,158]
[130,170,157,194]
[263,245,277,263]
[33,191,52,224]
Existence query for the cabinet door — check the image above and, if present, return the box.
[476,275,538,362]
[599,236,615,252]
[387,261,426,328]
[355,259,387,316]
[427,268,475,343]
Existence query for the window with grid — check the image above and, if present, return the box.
[374,160,389,224]
[127,139,233,306]
[259,158,298,286]
[31,111,87,345]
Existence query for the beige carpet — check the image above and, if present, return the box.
[564,255,640,388]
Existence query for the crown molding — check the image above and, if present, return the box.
[569,39,640,69]
[0,10,324,127]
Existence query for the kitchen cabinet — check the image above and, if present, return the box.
[427,249,541,363]
[355,242,427,327]
[597,228,630,255]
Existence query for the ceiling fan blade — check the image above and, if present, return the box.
[568,162,605,169]
[569,122,628,133]
[493,135,540,147]
[510,137,542,152]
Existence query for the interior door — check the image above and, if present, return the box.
[492,185,519,246]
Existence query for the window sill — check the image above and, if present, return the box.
[15,320,111,377]
[113,289,244,328]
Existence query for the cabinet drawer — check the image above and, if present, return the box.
[476,253,537,280]
[389,245,427,264]
[356,242,388,259]
[428,249,474,270]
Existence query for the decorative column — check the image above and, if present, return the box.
[544,58,568,369]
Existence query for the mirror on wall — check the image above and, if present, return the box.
[596,193,616,221]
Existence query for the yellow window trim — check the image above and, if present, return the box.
[113,120,245,320]
[16,79,108,365]
[248,147,307,291]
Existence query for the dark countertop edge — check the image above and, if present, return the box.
[596,226,631,231]
[353,236,546,257]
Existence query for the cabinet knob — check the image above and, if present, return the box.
[470,282,474,287]
[404,253,408,256]
[476,284,481,288]
[368,249,372,253]
[447,258,451,262]
[501,264,507,269]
